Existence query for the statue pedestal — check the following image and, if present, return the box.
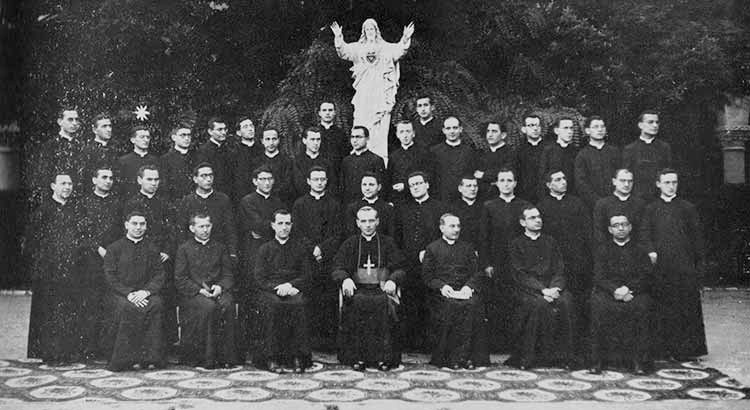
[716,96,750,184]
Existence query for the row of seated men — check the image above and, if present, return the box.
[32,103,671,215]
[25,159,706,375]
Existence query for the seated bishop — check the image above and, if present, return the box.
[332,206,406,371]
[423,213,489,369]
[253,209,312,373]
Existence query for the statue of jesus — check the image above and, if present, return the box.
[331,19,415,163]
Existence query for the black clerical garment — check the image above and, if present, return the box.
[413,117,443,148]
[476,145,518,200]
[292,151,338,198]
[259,151,295,205]
[174,238,239,367]
[103,237,166,371]
[622,138,672,200]
[231,141,263,201]
[430,141,478,201]
[117,151,159,196]
[538,142,578,196]
[79,191,123,359]
[238,192,285,283]
[340,150,387,204]
[423,238,489,367]
[447,198,483,250]
[639,196,707,358]
[508,234,574,367]
[344,197,396,238]
[26,198,87,363]
[319,123,348,176]
[574,143,621,209]
[177,191,238,257]
[592,194,646,247]
[332,234,406,365]
[160,148,196,202]
[387,143,434,204]
[195,139,234,199]
[478,195,531,351]
[122,192,175,257]
[292,192,344,348]
[590,240,652,364]
[80,139,119,181]
[517,139,548,203]
[30,136,85,204]
[253,238,313,366]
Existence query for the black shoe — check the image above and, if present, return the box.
[633,360,645,375]
[377,362,390,372]
[352,361,365,371]
[518,359,531,371]
[589,360,603,375]
[293,357,304,374]
[451,363,461,371]
[268,360,282,374]
[464,360,475,370]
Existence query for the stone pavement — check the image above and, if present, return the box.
[0,288,748,409]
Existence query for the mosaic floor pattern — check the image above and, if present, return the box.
[0,354,748,403]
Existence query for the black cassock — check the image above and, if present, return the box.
[253,238,312,367]
[422,238,489,367]
[590,240,652,364]
[26,198,86,363]
[174,238,239,367]
[332,234,406,366]
[640,196,707,359]
[103,237,166,371]
[507,234,574,368]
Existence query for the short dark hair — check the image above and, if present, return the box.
[170,125,191,136]
[459,174,477,186]
[235,115,253,130]
[584,115,604,128]
[522,113,542,124]
[439,212,459,226]
[485,120,508,133]
[57,107,77,119]
[356,205,378,219]
[189,212,211,225]
[92,163,115,179]
[361,171,381,185]
[638,110,659,122]
[544,169,566,184]
[252,165,273,179]
[207,116,225,129]
[444,116,461,127]
[92,112,111,127]
[415,95,432,104]
[519,204,538,220]
[262,128,279,136]
[319,101,336,110]
[131,124,150,138]
[272,208,291,222]
[657,168,678,181]
[124,210,147,223]
[554,116,575,128]
[396,119,413,128]
[607,213,631,226]
[407,171,429,184]
[193,162,213,176]
[308,165,327,178]
[51,171,73,183]
[613,168,632,179]
[496,167,516,180]
[351,125,369,138]
[137,164,159,178]
[304,126,322,137]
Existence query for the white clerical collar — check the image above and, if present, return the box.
[556,138,571,148]
[127,235,144,244]
[499,194,515,203]
[415,195,430,204]
[256,190,270,199]
[420,116,433,126]
[524,231,541,240]
[445,139,461,147]
[320,122,333,130]
[52,195,67,205]
[361,232,377,242]
[241,139,256,148]
[265,150,279,158]
[59,131,74,141]
[94,190,110,198]
[140,190,155,199]
[94,137,109,146]
[613,191,630,201]
[210,138,222,147]
[489,142,506,152]
[309,191,326,200]
[275,237,289,245]
[462,197,476,206]
[174,145,189,154]
[661,193,676,202]
[196,189,214,199]
[550,192,565,200]
[195,237,210,245]
[589,140,605,150]
[306,151,320,159]
[363,196,379,204]
[639,135,655,144]
[442,236,456,245]
[350,148,367,156]
[133,148,149,157]
[401,142,414,150]
[613,238,630,247]
[526,137,542,146]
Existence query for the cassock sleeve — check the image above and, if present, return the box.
[288,242,312,292]
[240,197,271,239]
[318,202,344,259]
[385,238,406,285]
[592,199,608,248]
[574,152,598,209]
[464,247,483,291]
[548,239,566,290]
[638,203,657,254]
[254,243,277,292]
[510,240,548,293]
[144,245,166,295]
[422,243,445,290]
[103,243,133,296]
[629,245,653,294]
[174,243,201,297]
[221,201,239,256]
[331,238,354,284]
[592,244,618,294]
[217,244,234,291]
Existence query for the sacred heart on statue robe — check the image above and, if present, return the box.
[366,52,377,63]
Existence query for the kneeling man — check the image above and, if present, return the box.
[332,206,406,371]
[423,213,489,369]
[254,210,312,373]
[589,214,652,374]
[103,211,166,371]
[175,213,239,368]
[507,205,574,369]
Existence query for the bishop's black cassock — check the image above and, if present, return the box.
[422,238,489,367]
[332,234,406,366]
[507,233,574,368]
[253,237,313,367]
[640,196,707,359]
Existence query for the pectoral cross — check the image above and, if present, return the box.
[363,255,376,276]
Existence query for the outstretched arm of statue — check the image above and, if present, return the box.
[331,21,356,60]
[402,22,415,43]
